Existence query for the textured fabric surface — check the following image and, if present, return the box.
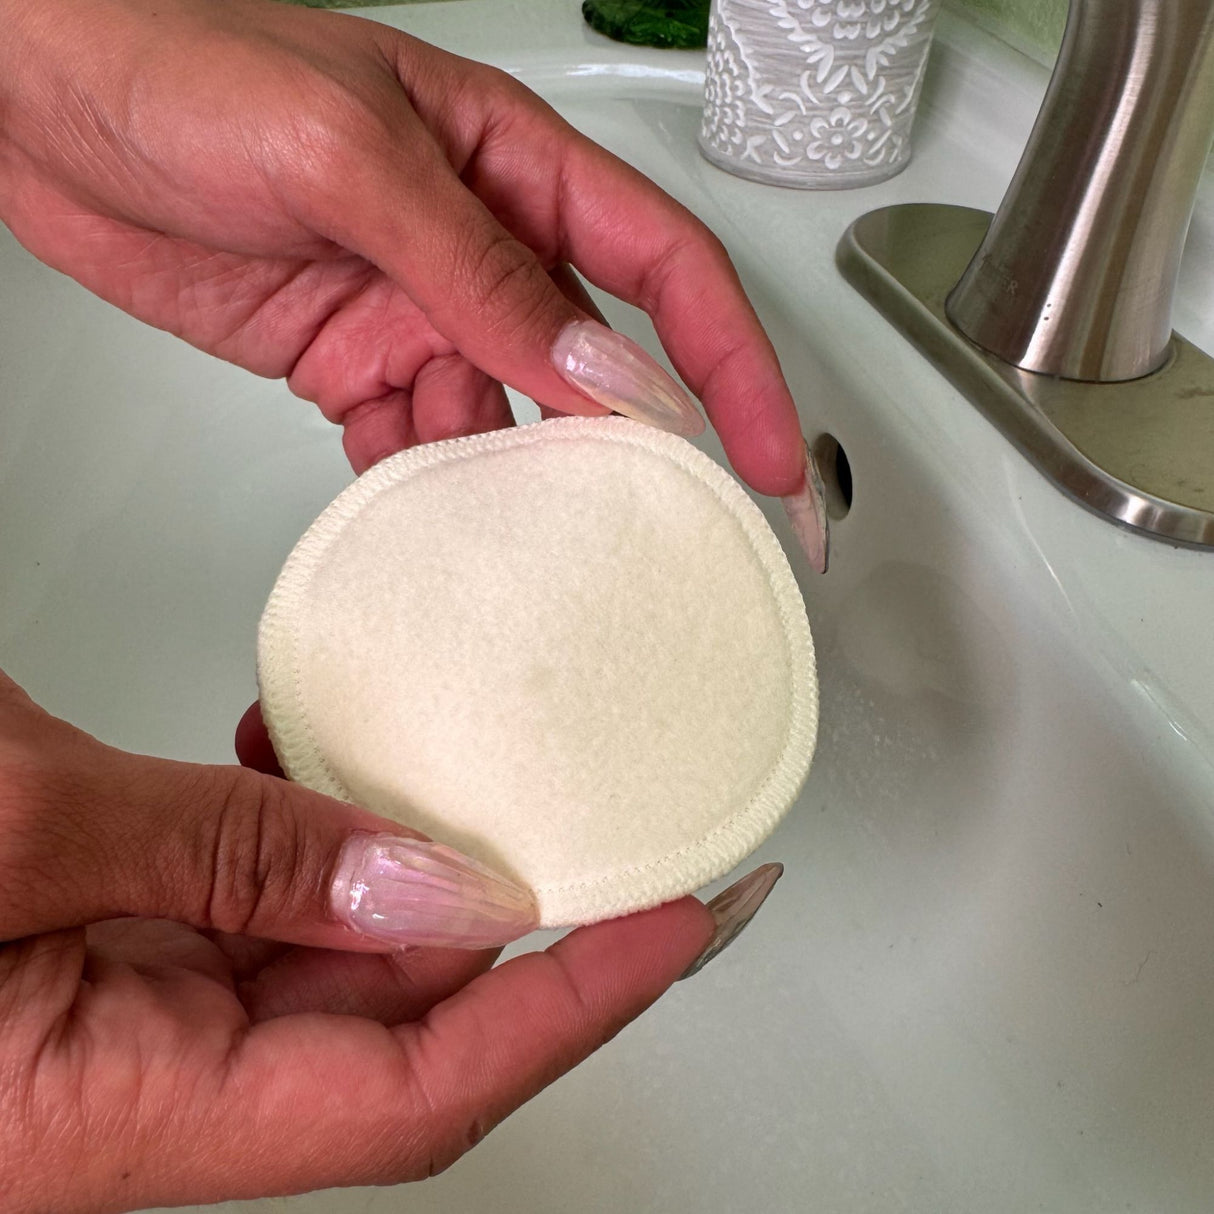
[259,418,817,926]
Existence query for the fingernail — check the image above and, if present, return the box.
[551,319,705,438]
[680,862,784,980]
[331,834,539,949]
[782,440,830,574]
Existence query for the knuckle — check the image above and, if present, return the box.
[289,97,369,179]
[640,217,734,316]
[203,768,302,936]
[385,1026,483,1180]
[475,64,545,127]
[458,230,549,338]
[544,948,608,1043]
[274,69,399,186]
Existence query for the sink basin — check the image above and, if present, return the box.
[5,2,1214,1211]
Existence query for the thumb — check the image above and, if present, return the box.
[0,675,537,950]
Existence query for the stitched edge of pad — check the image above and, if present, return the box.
[258,416,818,926]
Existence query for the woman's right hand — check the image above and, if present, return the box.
[0,669,714,1212]
[0,0,824,567]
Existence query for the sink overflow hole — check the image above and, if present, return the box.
[811,433,853,520]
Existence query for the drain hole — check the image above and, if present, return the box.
[811,433,853,520]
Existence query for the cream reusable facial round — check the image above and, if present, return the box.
[258,417,818,927]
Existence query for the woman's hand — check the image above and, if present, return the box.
[0,670,715,1212]
[0,0,813,511]
[0,6,792,1204]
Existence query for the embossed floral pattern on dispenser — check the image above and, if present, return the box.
[700,0,941,187]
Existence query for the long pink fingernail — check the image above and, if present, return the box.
[782,440,830,574]
[331,834,538,949]
[551,319,705,438]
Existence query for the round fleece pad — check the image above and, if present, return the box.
[258,417,817,927]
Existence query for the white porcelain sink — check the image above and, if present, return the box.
[5,2,1214,1211]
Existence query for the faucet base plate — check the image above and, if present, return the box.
[837,203,1214,549]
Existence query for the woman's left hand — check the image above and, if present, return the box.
[0,671,714,1211]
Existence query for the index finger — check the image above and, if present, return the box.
[461,87,806,498]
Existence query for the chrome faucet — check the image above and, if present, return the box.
[838,0,1214,547]
[948,0,1214,383]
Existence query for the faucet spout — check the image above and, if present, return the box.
[945,0,1214,382]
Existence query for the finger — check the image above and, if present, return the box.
[190,897,713,1198]
[339,389,418,474]
[564,148,805,495]
[236,942,498,1024]
[0,671,538,952]
[291,77,701,439]
[234,700,284,778]
[412,353,514,445]
[226,704,291,975]
[288,91,610,426]
[231,705,502,1021]
[444,69,804,496]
